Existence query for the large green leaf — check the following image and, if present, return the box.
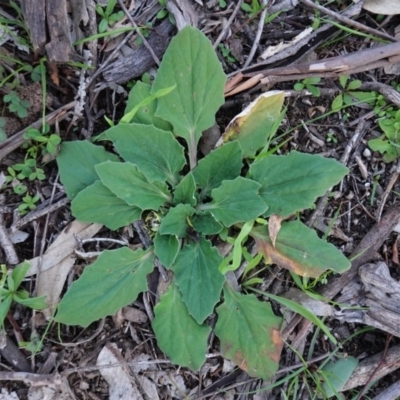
[249,151,348,217]
[124,81,172,131]
[72,181,141,230]
[202,177,268,227]
[55,247,154,326]
[57,141,119,199]
[191,212,223,235]
[215,285,283,380]
[172,238,224,324]
[153,283,210,371]
[219,91,285,158]
[173,173,197,206]
[193,141,243,199]
[159,204,195,238]
[107,123,185,185]
[154,233,180,269]
[95,161,171,210]
[153,26,226,163]
[251,221,351,278]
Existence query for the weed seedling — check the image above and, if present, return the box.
[369,108,400,162]
[3,90,30,118]
[54,27,350,380]
[218,43,237,65]
[18,194,40,215]
[294,77,321,97]
[95,0,124,33]
[0,262,47,328]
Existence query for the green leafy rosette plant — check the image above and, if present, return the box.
[55,26,350,379]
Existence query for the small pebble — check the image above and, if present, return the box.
[363,148,372,158]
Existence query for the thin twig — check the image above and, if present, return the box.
[118,0,160,66]
[213,0,243,49]
[299,0,396,43]
[0,195,19,265]
[376,159,400,222]
[242,0,268,69]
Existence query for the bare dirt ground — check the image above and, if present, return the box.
[1,0,400,399]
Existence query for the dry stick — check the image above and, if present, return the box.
[294,206,400,354]
[213,0,243,49]
[0,101,77,160]
[376,159,400,222]
[242,0,268,69]
[0,195,19,265]
[299,0,396,43]
[11,197,70,232]
[118,0,160,66]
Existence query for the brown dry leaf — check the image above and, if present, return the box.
[29,221,102,317]
[363,0,400,15]
[307,105,326,118]
[268,214,284,248]
[392,236,399,264]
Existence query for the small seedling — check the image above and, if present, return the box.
[3,90,30,118]
[0,262,47,328]
[369,108,400,162]
[218,43,237,65]
[241,0,264,18]
[331,75,362,111]
[24,127,61,155]
[326,131,337,144]
[18,194,40,215]
[95,0,124,33]
[8,158,45,181]
[294,77,321,97]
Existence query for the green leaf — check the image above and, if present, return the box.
[307,85,320,97]
[159,204,195,238]
[154,233,180,268]
[191,212,223,235]
[321,357,358,397]
[220,221,254,274]
[72,181,141,230]
[57,141,119,199]
[153,26,226,157]
[294,83,304,91]
[173,173,197,206]
[107,123,185,185]
[172,238,224,323]
[262,291,337,344]
[14,295,47,309]
[347,80,362,90]
[219,91,285,158]
[339,75,348,88]
[121,85,176,124]
[0,295,12,327]
[153,283,210,370]
[96,161,171,210]
[192,141,243,198]
[215,285,283,380]
[331,94,343,111]
[123,81,172,131]
[251,221,351,277]
[11,261,30,288]
[249,151,348,217]
[56,247,154,326]
[203,177,267,227]
[369,138,392,153]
